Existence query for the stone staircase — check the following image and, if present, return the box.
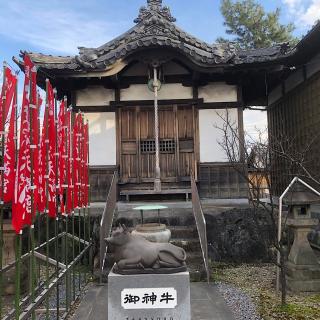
[100,203,207,282]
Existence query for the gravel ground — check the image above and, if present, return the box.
[212,263,320,320]
[217,281,262,320]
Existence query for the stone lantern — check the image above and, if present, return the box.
[284,182,320,292]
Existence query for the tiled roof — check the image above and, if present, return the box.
[14,0,296,74]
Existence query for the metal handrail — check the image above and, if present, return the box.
[99,171,118,283]
[191,173,210,283]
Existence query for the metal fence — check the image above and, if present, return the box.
[191,173,210,283]
[0,209,92,320]
[99,172,118,283]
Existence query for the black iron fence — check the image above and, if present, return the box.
[0,209,92,320]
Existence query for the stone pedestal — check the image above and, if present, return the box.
[108,268,191,320]
[286,218,320,292]
[132,223,171,243]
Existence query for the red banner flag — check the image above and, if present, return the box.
[3,70,17,203]
[83,122,89,207]
[58,100,67,214]
[73,113,81,209]
[0,67,17,129]
[47,81,57,218]
[65,109,73,215]
[37,98,47,213]
[30,64,39,211]
[0,67,17,203]
[12,56,33,233]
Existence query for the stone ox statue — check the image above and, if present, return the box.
[106,225,187,274]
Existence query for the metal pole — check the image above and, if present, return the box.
[81,114,87,284]
[86,119,92,275]
[29,63,37,320]
[14,72,21,320]
[14,231,22,320]
[64,98,71,312]
[53,89,60,320]
[71,111,76,300]
[0,61,7,320]
[153,67,161,192]
[36,91,41,282]
[77,112,82,294]
[44,79,50,320]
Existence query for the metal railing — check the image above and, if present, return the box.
[191,173,210,283]
[99,172,118,283]
[0,213,91,320]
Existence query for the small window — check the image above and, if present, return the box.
[160,139,176,153]
[140,139,176,154]
[141,140,155,153]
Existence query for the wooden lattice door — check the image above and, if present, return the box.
[118,106,197,184]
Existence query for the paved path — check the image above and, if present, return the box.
[72,282,235,320]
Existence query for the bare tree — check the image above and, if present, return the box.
[214,110,320,305]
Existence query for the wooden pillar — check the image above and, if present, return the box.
[153,67,161,191]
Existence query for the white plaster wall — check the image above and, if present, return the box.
[76,86,115,106]
[198,82,238,103]
[120,83,193,101]
[199,109,239,162]
[84,113,116,166]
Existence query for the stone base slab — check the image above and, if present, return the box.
[108,268,191,320]
[287,276,320,292]
[286,261,320,280]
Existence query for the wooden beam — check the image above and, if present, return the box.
[197,102,239,109]
[110,98,203,107]
[72,105,116,113]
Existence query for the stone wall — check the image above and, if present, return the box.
[205,208,275,263]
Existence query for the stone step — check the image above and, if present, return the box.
[187,263,208,282]
[186,252,204,264]
[170,238,201,252]
[168,226,198,239]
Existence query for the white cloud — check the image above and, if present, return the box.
[300,0,320,25]
[282,0,320,28]
[0,1,131,55]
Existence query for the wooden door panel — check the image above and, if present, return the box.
[160,154,176,179]
[140,109,154,139]
[119,105,198,184]
[178,107,194,139]
[119,108,138,183]
[121,109,136,140]
[177,106,196,178]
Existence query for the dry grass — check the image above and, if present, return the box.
[212,263,320,320]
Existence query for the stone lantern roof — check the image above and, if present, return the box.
[283,181,320,205]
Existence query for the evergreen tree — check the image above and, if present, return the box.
[217,0,298,49]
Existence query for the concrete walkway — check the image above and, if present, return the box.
[72,282,235,320]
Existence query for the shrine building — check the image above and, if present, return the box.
[14,0,303,201]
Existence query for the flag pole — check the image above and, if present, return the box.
[13,71,22,320]
[29,63,37,320]
[44,79,50,320]
[36,91,41,281]
[77,111,82,294]
[64,97,71,311]
[71,109,76,301]
[0,61,7,320]
[81,113,87,284]
[53,88,60,320]
[86,119,92,275]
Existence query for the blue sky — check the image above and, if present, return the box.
[0,0,319,132]
[0,0,319,64]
